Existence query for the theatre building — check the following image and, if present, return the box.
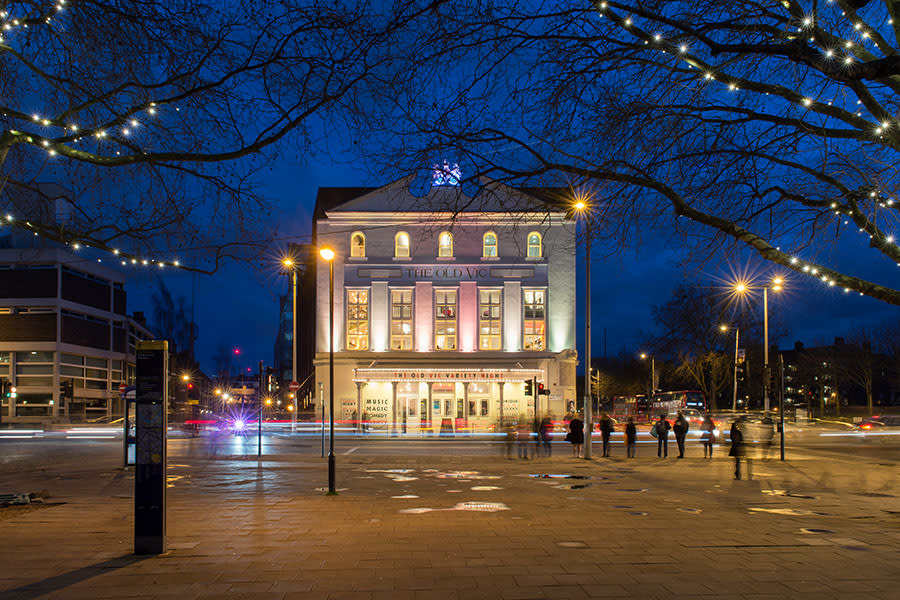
[313,175,577,433]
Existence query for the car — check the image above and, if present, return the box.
[664,409,705,428]
[856,415,900,430]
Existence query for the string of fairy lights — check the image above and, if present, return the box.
[593,1,900,297]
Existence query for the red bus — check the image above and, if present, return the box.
[649,390,708,416]
[611,395,650,420]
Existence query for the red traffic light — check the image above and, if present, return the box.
[187,383,194,389]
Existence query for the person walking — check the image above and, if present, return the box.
[655,414,671,458]
[673,412,689,458]
[729,417,752,480]
[599,412,615,457]
[517,417,531,460]
[540,415,553,457]
[625,417,637,458]
[567,413,584,458]
[700,415,716,459]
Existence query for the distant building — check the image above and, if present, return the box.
[0,246,153,424]
[313,175,578,433]
[274,242,316,409]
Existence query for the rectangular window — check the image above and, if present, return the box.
[16,351,54,363]
[346,289,369,350]
[434,289,457,350]
[523,289,546,351]
[390,289,413,350]
[478,289,502,350]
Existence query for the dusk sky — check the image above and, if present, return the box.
[125,143,900,376]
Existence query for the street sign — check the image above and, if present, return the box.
[289,380,300,392]
[119,382,128,394]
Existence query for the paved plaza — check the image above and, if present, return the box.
[1,442,898,599]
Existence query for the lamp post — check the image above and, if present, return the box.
[720,324,740,411]
[319,246,337,495]
[282,258,298,432]
[574,198,592,459]
[640,353,655,399]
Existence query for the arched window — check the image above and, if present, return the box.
[527,232,542,258]
[350,232,366,258]
[438,231,453,257]
[482,232,498,258]
[395,231,410,258]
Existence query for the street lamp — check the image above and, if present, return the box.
[282,257,299,431]
[319,245,337,494]
[719,324,740,411]
[640,353,655,399]
[573,197,592,459]
[734,277,783,413]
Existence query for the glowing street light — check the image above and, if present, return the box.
[733,277,785,413]
[573,196,592,459]
[719,324,740,411]
[319,245,337,494]
[640,353,655,398]
[281,255,299,431]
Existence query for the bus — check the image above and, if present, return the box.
[610,395,650,421]
[649,390,707,416]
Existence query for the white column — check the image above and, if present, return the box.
[370,282,389,352]
[503,282,522,351]
[415,282,433,351]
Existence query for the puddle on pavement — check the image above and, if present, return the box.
[365,469,415,473]
[612,505,633,509]
[447,489,462,493]
[557,541,588,548]
[749,507,828,516]
[619,488,649,493]
[314,487,349,493]
[385,475,418,482]
[435,471,501,480]
[529,474,591,480]
[392,495,420,499]
[677,507,702,514]
[554,483,592,490]
[800,528,835,534]
[762,489,816,500]
[629,511,648,516]
[853,492,895,498]
[470,486,502,491]
[400,501,510,514]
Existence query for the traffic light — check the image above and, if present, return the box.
[538,383,550,396]
[524,380,533,396]
[59,380,73,401]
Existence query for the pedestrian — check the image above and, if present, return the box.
[761,415,775,461]
[517,416,531,460]
[655,414,671,458]
[351,410,358,434]
[361,411,369,435]
[540,415,553,457]
[599,412,614,457]
[504,420,516,459]
[673,411,689,458]
[729,417,752,480]
[567,412,584,458]
[700,415,715,458]
[533,416,542,458]
[625,416,637,458]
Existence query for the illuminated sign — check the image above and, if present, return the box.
[354,368,541,383]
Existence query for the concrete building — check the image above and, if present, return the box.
[313,175,578,433]
[0,246,153,424]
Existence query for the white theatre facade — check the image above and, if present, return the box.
[313,175,577,433]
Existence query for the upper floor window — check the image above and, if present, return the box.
[346,289,369,350]
[434,289,457,350]
[390,289,413,350]
[479,289,502,350]
[395,232,410,258]
[523,289,545,351]
[438,231,454,257]
[527,232,542,258]
[483,232,498,258]
[350,232,366,258]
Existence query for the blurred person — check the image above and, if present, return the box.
[729,417,752,480]
[517,416,531,460]
[701,415,716,459]
[655,414,671,458]
[504,420,516,459]
[533,416,542,458]
[761,415,775,461]
[567,412,584,458]
[625,417,637,458]
[599,412,615,457]
[673,412,690,459]
[540,415,553,457]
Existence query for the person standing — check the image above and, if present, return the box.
[540,415,553,457]
[568,413,584,458]
[625,417,637,458]
[655,415,671,458]
[673,412,689,459]
[700,415,716,459]
[517,417,531,460]
[599,412,615,457]
[729,418,752,480]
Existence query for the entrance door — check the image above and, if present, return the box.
[396,382,420,435]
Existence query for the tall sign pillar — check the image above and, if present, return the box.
[134,340,168,554]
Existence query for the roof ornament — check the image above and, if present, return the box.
[432,161,461,186]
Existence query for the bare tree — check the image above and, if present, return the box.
[674,351,732,411]
[0,1,429,271]
[356,1,900,304]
